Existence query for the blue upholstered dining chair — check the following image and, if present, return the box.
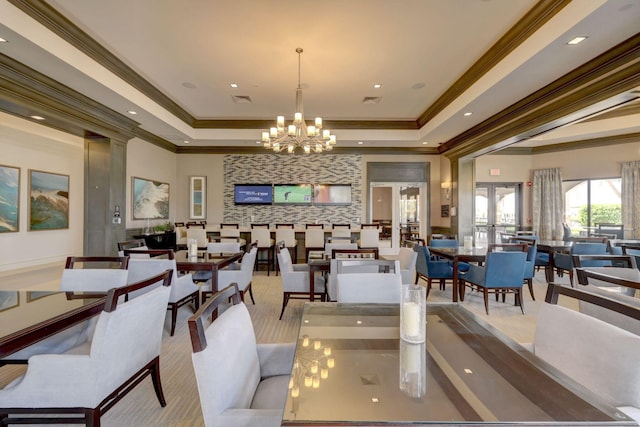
[554,242,608,287]
[459,251,527,315]
[428,238,470,272]
[415,245,454,297]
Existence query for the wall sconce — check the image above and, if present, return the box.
[441,182,451,200]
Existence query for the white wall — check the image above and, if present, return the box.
[126,139,178,231]
[476,154,534,227]
[0,112,84,271]
[175,154,224,223]
[531,142,640,180]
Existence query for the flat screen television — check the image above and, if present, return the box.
[234,184,273,205]
[314,184,352,205]
[273,184,313,204]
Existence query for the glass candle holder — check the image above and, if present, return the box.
[399,340,427,398]
[187,238,198,257]
[464,235,473,250]
[400,284,426,343]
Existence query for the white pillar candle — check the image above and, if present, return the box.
[402,302,420,337]
[402,343,421,374]
[190,242,198,256]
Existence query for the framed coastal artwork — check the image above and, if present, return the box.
[0,291,19,312]
[28,169,69,231]
[189,176,206,220]
[132,177,170,219]
[0,164,20,233]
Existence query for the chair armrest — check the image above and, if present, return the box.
[554,252,572,270]
[461,263,485,284]
[221,409,284,427]
[257,342,296,378]
[292,264,310,272]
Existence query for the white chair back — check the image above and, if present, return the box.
[336,272,402,303]
[251,228,273,248]
[127,258,198,303]
[398,247,418,284]
[332,228,351,239]
[220,227,240,238]
[305,229,325,247]
[175,226,188,246]
[358,228,380,248]
[60,269,129,292]
[275,228,297,247]
[187,228,208,248]
[89,284,171,402]
[207,241,241,254]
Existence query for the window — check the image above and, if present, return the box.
[563,178,621,235]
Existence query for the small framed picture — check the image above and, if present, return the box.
[189,176,206,220]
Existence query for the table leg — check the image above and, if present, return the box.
[452,258,459,303]
[545,251,554,283]
[309,267,316,302]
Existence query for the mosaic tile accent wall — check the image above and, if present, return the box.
[224,154,362,225]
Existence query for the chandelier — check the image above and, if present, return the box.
[262,48,337,154]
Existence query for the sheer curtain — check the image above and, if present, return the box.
[532,168,563,240]
[621,160,640,239]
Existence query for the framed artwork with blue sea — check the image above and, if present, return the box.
[0,165,20,233]
[29,170,69,231]
[132,177,170,219]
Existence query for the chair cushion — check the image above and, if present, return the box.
[250,374,290,410]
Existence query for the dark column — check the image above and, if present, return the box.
[84,135,127,256]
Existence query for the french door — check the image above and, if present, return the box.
[369,182,426,250]
[474,183,522,246]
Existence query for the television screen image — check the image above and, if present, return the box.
[234,184,273,205]
[314,184,351,205]
[273,184,313,204]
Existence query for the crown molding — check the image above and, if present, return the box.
[6,0,196,126]
[175,145,440,155]
[417,0,571,127]
[0,53,138,141]
[440,33,640,160]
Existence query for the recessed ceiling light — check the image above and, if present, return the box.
[463,112,472,116]
[0,37,7,43]
[230,83,238,88]
[373,83,381,89]
[422,141,428,145]
[567,36,587,45]
[183,140,190,144]
[255,141,262,144]
[127,110,137,115]
[30,115,45,120]
[358,141,363,145]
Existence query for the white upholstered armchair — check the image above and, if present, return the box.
[0,270,173,426]
[277,244,325,319]
[126,250,200,336]
[189,284,295,427]
[202,247,258,304]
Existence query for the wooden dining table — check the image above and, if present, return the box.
[427,246,487,302]
[282,302,634,426]
[174,250,243,294]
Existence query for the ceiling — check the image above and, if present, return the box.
[0,0,639,153]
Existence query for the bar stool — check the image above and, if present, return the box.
[251,223,275,275]
[305,224,325,262]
